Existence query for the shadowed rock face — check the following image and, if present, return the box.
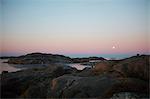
[1,55,149,98]
[92,60,118,75]
[51,75,120,98]
[50,75,148,98]
[1,64,77,98]
[113,55,149,81]
[49,55,149,98]
[7,53,73,64]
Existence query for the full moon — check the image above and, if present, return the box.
[112,46,115,49]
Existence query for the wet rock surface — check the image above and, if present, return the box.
[1,55,149,98]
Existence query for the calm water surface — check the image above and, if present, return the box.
[0,59,91,74]
[0,59,22,74]
[68,63,91,70]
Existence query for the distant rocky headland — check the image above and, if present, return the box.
[0,53,149,98]
[6,53,72,64]
[4,52,106,64]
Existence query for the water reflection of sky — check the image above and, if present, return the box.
[68,63,91,70]
[0,59,21,74]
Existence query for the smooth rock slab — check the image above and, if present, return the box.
[50,75,148,98]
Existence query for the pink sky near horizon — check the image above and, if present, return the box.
[1,0,149,57]
[1,32,149,56]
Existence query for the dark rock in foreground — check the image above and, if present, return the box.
[1,64,77,98]
[1,54,149,98]
[51,75,148,98]
[113,55,149,81]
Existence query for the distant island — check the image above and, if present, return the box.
[3,52,106,64]
[1,53,149,98]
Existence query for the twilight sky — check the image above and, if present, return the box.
[0,0,149,58]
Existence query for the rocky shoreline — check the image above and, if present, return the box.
[0,54,149,98]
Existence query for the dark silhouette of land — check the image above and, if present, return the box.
[0,53,149,98]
